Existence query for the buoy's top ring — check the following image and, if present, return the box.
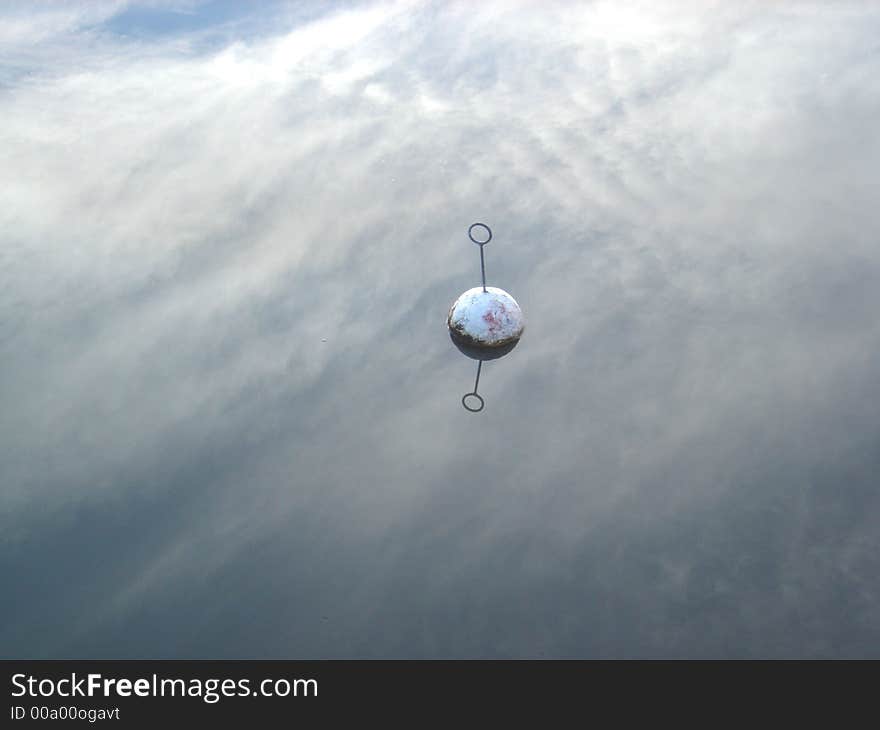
[468,222,492,246]
[461,392,485,413]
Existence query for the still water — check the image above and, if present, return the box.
[2,1,879,658]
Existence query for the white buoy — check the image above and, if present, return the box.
[448,286,524,348]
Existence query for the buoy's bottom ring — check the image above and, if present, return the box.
[462,393,485,412]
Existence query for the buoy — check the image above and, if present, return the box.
[447,223,524,349]
[448,223,524,413]
[448,286,524,348]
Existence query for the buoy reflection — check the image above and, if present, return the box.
[451,330,518,414]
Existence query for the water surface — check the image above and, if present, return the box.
[2,0,879,658]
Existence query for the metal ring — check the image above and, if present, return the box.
[468,222,492,246]
[461,392,485,412]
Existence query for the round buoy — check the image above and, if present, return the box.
[447,286,524,348]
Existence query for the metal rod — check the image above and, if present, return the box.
[480,246,487,292]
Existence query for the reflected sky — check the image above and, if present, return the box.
[2,0,880,658]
